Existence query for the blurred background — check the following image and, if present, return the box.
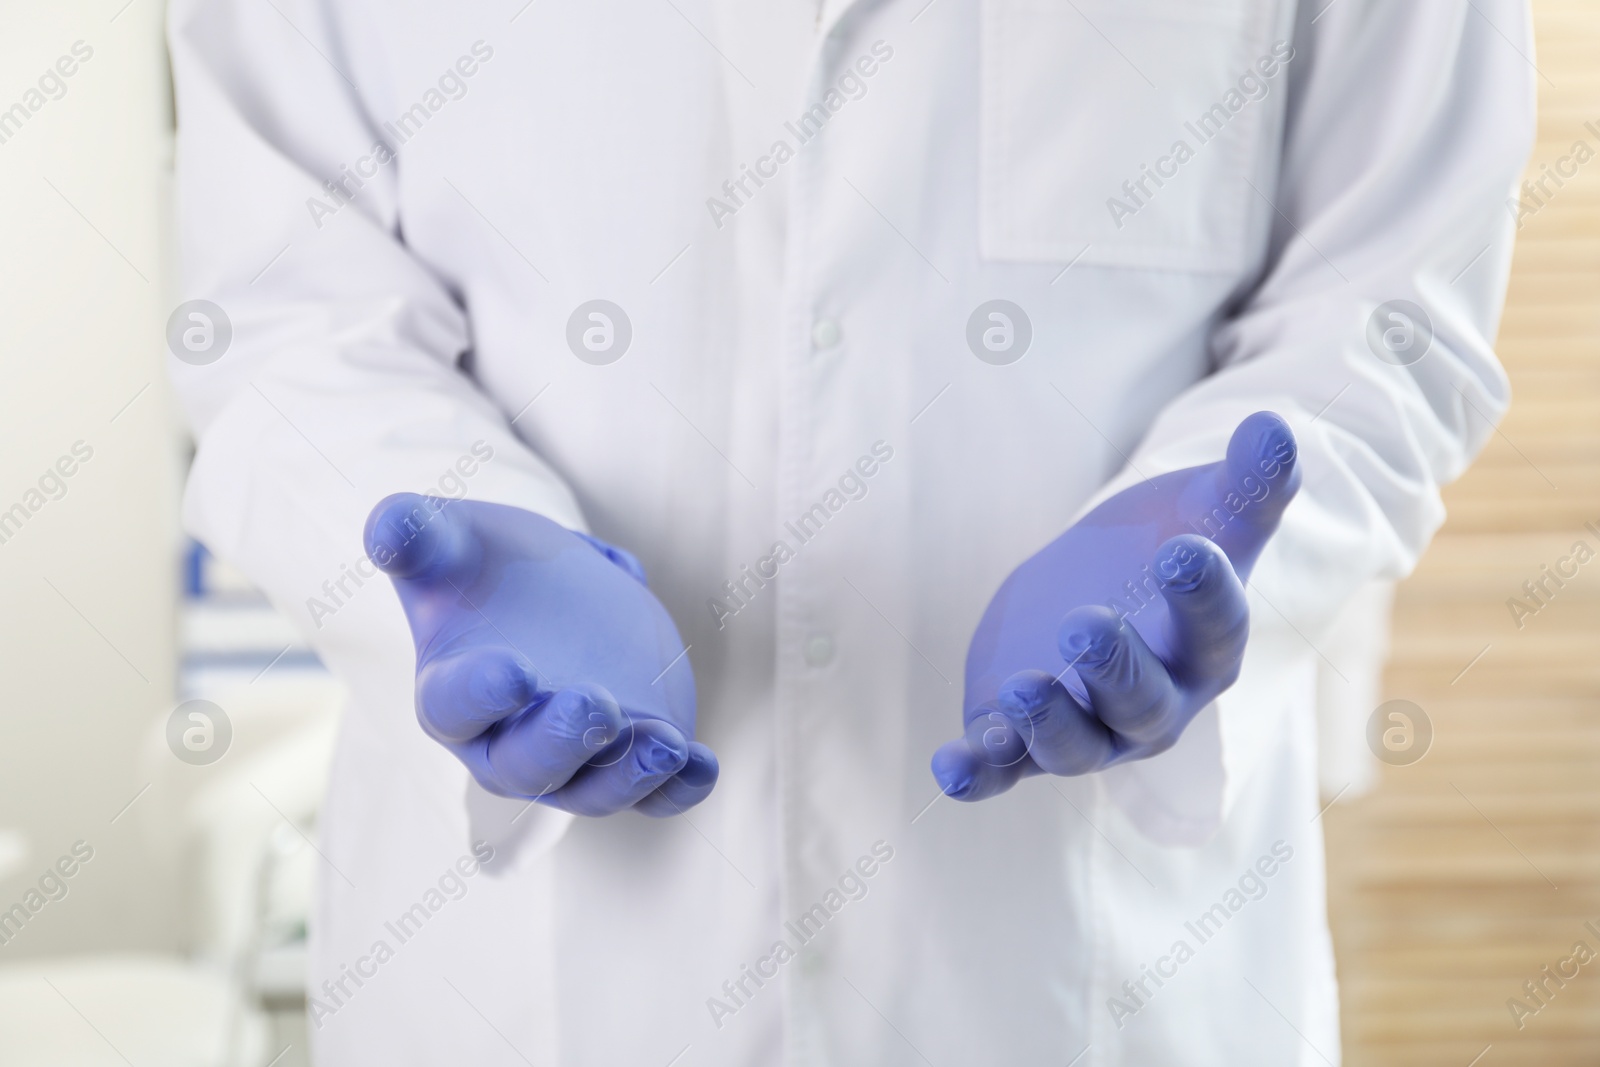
[1,6,338,1064]
[1323,2,1600,1064]
[0,1,1592,1065]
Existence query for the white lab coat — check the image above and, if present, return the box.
[167,0,1533,1062]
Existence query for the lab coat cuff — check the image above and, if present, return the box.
[466,781,575,876]
[1100,703,1225,846]
[1099,612,1318,846]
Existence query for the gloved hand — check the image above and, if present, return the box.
[365,494,717,817]
[931,412,1300,801]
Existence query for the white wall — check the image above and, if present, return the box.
[0,0,182,956]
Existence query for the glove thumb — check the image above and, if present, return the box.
[365,492,476,583]
[1198,412,1300,581]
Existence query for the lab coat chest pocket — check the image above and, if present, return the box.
[979,0,1285,272]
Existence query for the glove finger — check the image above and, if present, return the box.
[633,742,720,817]
[930,710,1032,802]
[1154,535,1249,688]
[478,684,627,799]
[1057,606,1182,747]
[574,531,649,585]
[993,669,1116,775]
[1209,411,1300,579]
[541,718,690,817]
[364,492,477,582]
[416,646,543,743]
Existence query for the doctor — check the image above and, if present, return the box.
[168,0,1531,1063]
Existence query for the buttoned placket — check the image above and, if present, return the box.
[775,6,872,1062]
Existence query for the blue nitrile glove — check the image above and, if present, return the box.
[931,412,1301,801]
[365,494,717,817]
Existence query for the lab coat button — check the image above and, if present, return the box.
[810,318,841,349]
[803,633,835,668]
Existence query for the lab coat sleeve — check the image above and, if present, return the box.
[167,0,580,852]
[1088,0,1535,843]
